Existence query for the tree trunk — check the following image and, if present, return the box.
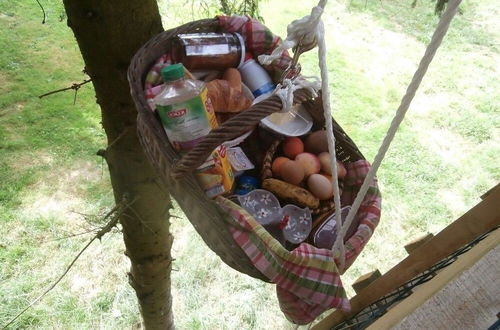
[62,1,174,329]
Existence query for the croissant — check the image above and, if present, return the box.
[206,79,252,113]
[222,68,242,92]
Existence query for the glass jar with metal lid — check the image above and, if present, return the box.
[171,32,246,71]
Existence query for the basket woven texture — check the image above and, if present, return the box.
[128,18,364,281]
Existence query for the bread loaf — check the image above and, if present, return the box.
[222,68,242,92]
[206,79,252,113]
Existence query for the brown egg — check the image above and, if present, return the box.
[271,156,290,178]
[295,152,321,176]
[304,130,329,154]
[319,173,344,195]
[318,152,332,175]
[337,161,347,179]
[307,174,334,200]
[318,152,348,179]
[320,172,333,183]
[282,137,304,159]
[280,160,305,185]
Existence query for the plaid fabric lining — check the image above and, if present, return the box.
[218,15,293,78]
[217,160,381,324]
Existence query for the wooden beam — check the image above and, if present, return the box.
[367,228,500,329]
[312,184,500,330]
[404,233,434,254]
[352,270,382,294]
[481,182,500,200]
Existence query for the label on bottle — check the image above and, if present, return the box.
[252,82,276,97]
[156,88,217,152]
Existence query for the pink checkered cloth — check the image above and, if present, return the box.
[217,160,381,324]
[218,15,293,76]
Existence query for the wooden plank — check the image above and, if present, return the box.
[404,233,434,254]
[312,185,500,330]
[352,270,382,294]
[367,227,500,329]
[481,182,499,200]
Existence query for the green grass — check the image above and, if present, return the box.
[0,0,125,328]
[348,0,498,50]
[1,0,499,328]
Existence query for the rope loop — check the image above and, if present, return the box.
[273,77,320,113]
[257,2,325,68]
[257,0,326,114]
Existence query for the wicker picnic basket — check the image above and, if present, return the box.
[128,18,366,282]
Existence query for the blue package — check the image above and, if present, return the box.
[234,175,259,195]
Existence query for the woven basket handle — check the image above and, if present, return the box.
[171,88,313,179]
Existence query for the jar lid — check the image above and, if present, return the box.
[161,63,185,82]
[234,33,246,69]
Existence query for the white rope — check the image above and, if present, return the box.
[330,0,463,271]
[273,77,320,113]
[316,19,346,267]
[257,0,346,264]
[255,0,461,273]
[258,39,296,67]
[257,0,327,113]
[258,0,327,67]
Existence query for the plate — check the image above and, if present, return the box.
[237,189,282,226]
[259,102,313,137]
[312,206,352,249]
[237,189,312,244]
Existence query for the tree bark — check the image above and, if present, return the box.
[62,1,174,329]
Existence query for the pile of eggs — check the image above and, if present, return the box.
[272,130,347,200]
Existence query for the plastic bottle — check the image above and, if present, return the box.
[238,58,276,98]
[154,63,218,152]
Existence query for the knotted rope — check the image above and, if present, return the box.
[257,0,346,267]
[256,0,463,272]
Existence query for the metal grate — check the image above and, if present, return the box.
[331,226,499,330]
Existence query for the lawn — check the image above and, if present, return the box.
[0,0,498,329]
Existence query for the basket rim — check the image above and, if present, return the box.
[126,17,370,280]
